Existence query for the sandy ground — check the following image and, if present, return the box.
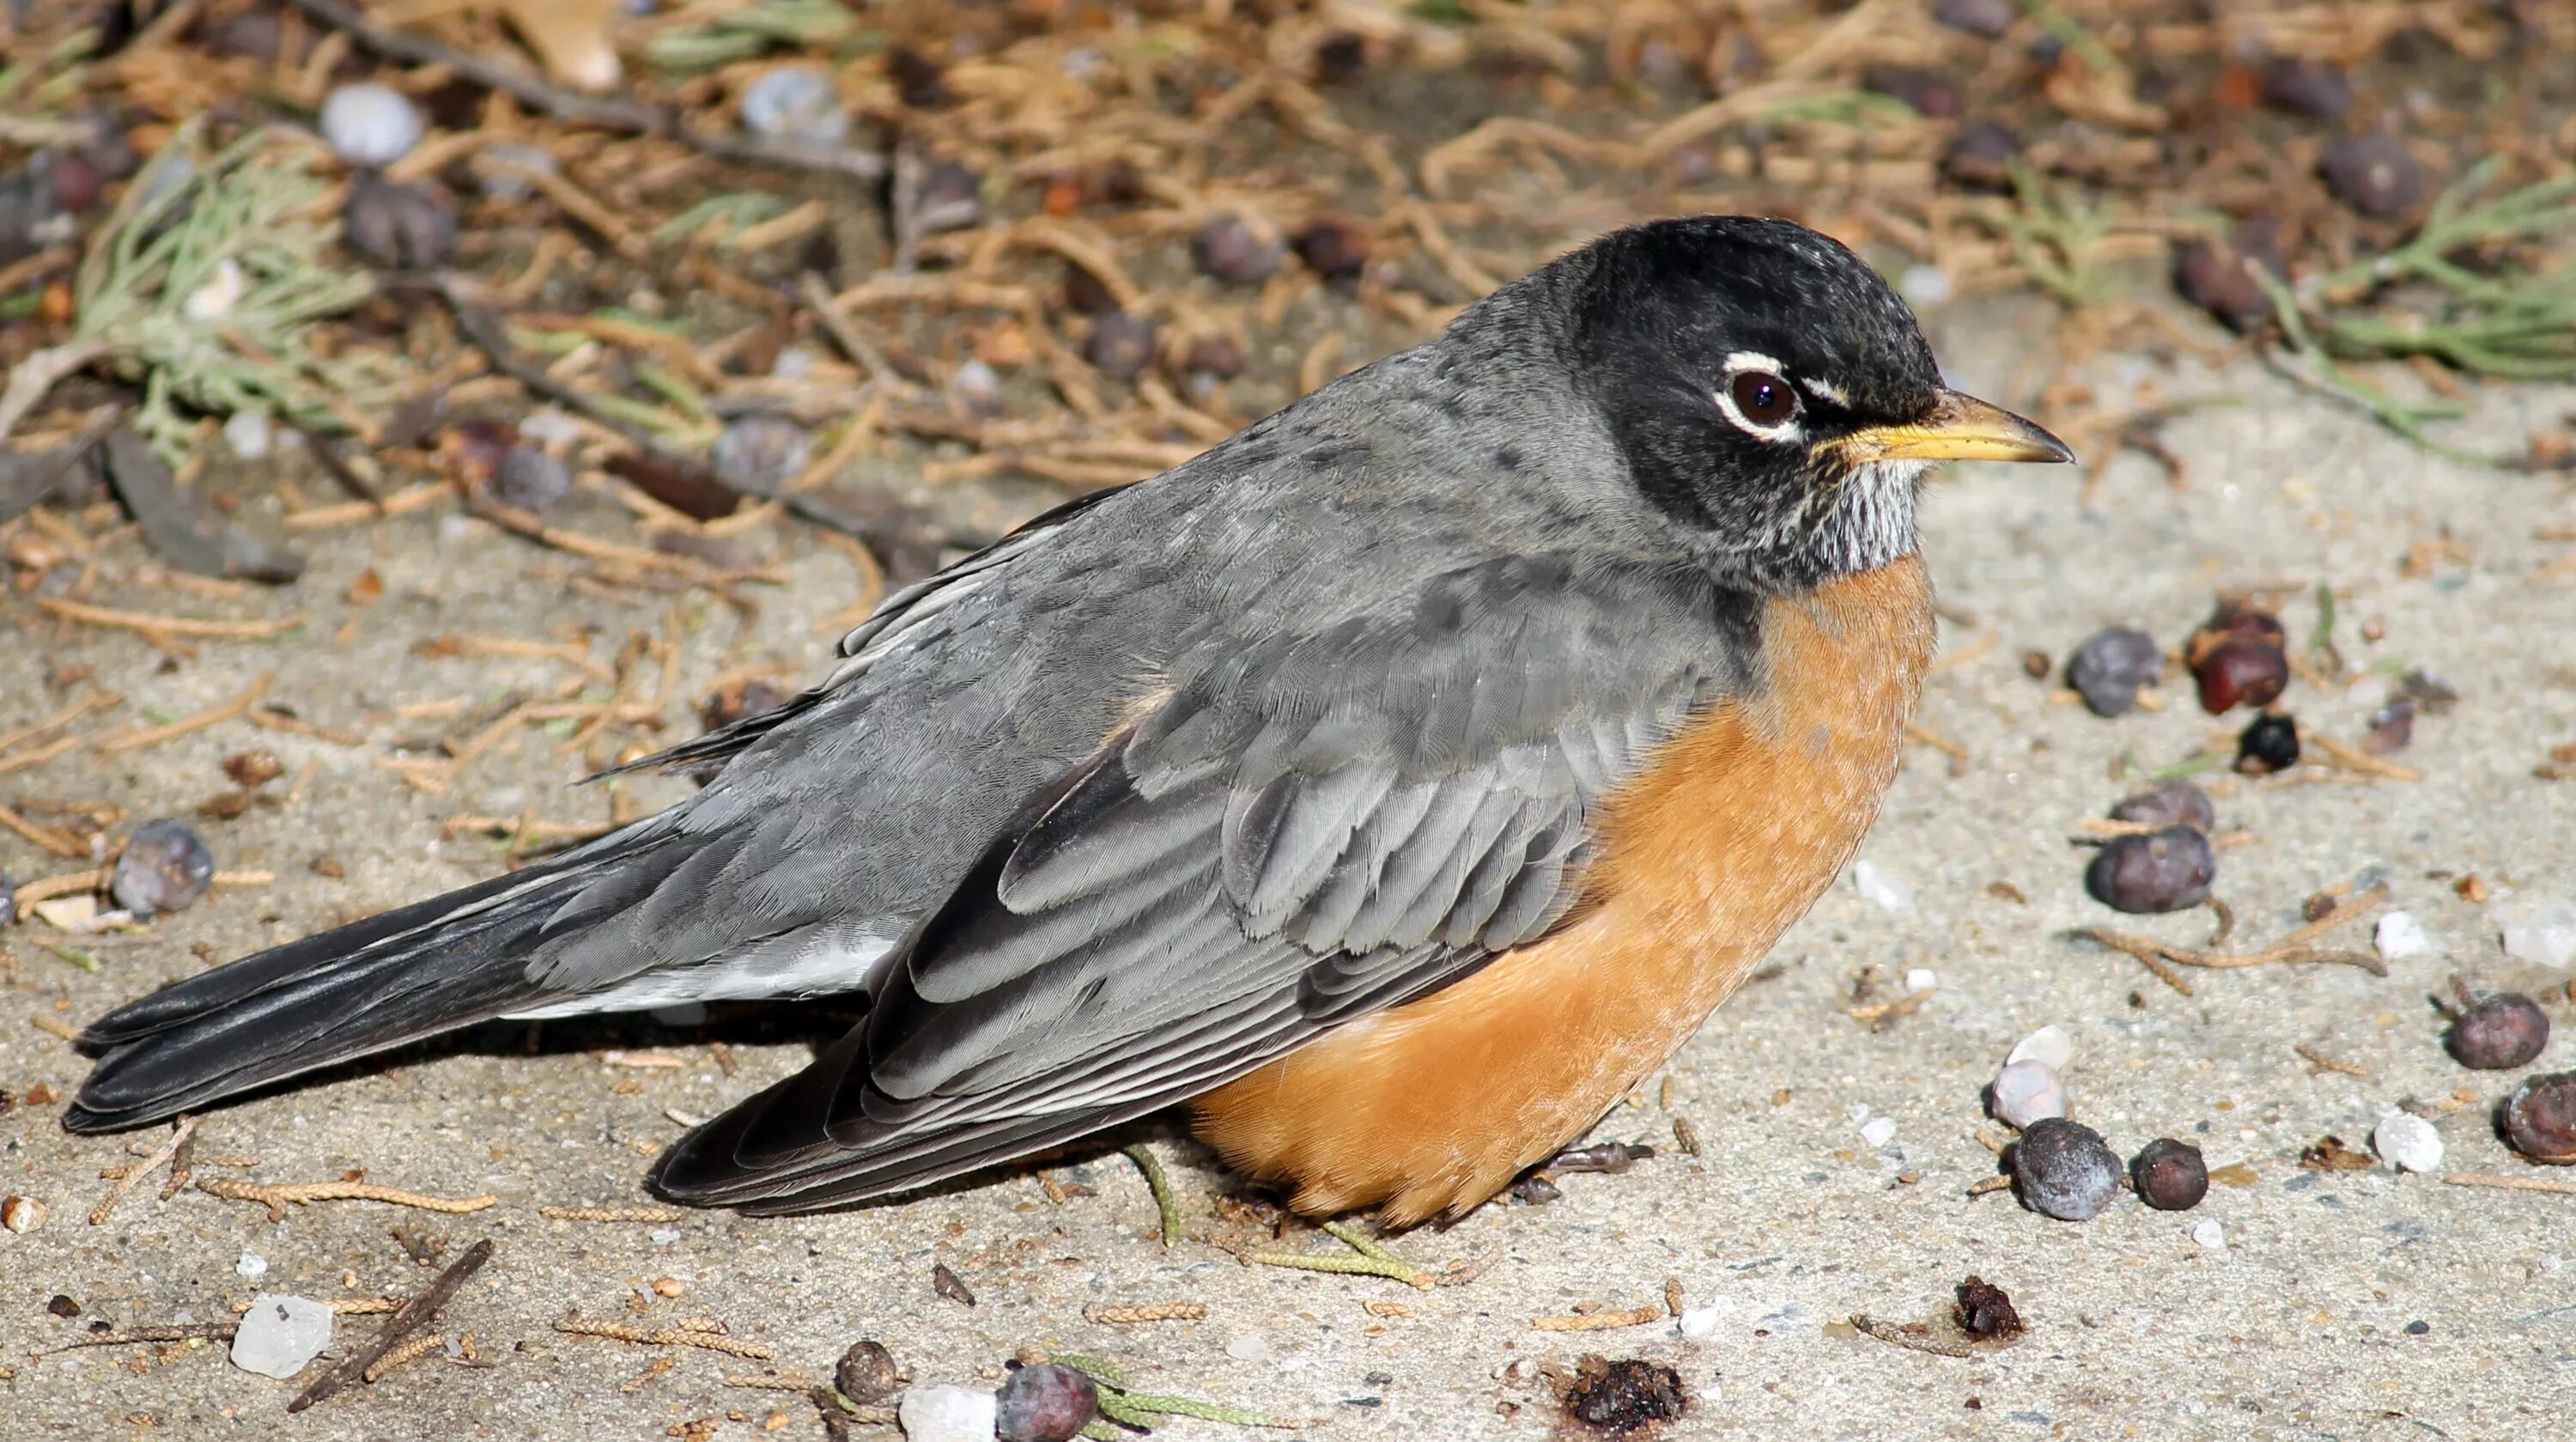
[4,287,2575,1442]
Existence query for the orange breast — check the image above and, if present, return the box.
[1191,557,1935,1225]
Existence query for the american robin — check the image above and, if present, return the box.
[67,216,2069,1226]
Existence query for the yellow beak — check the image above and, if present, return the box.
[1829,389,2074,466]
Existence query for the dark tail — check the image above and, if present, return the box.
[66,838,647,1133]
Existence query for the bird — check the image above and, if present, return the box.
[67,216,2069,1226]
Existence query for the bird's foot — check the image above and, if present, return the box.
[1249,1219,1437,1290]
[1508,1141,1656,1205]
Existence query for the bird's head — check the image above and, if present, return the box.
[1563,216,2070,591]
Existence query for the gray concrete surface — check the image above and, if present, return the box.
[4,294,2574,1441]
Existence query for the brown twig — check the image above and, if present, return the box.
[1084,1302,1209,1324]
[536,1205,685,1226]
[89,1115,197,1226]
[1531,1303,1668,1332]
[361,1332,447,1384]
[32,595,306,639]
[290,1238,494,1412]
[2443,1172,2576,1196]
[199,1177,498,1222]
[2295,1043,2370,1080]
[33,1322,238,1354]
[556,1317,775,1360]
[96,674,275,754]
[2079,883,2391,994]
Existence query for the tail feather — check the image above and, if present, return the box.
[66,847,636,1133]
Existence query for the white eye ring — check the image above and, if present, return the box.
[1713,352,1804,443]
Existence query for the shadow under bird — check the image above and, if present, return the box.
[69,216,2070,1225]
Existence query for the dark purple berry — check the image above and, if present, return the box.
[887,47,952,109]
[46,1293,78,1317]
[1311,32,1368,84]
[1953,1276,2021,1337]
[2109,779,2215,833]
[1192,216,1281,287]
[1061,261,1119,316]
[995,1363,1099,1442]
[2129,1138,2208,1211]
[2236,712,2300,775]
[2257,58,2352,119]
[1941,119,2020,192]
[1929,0,2015,40]
[2066,627,2162,716]
[914,161,984,234]
[2502,1074,2576,1164]
[712,416,811,494]
[1082,313,1157,381]
[340,175,455,269]
[2086,826,2216,914]
[1292,216,1370,281]
[2365,696,2415,754]
[491,446,569,511]
[2319,133,2423,220]
[2010,1117,2122,1221]
[1180,332,1243,380]
[111,819,215,916]
[2193,638,2289,714]
[1862,65,1961,118]
[2173,223,2287,334]
[2449,992,2549,1070]
[833,1339,902,1404]
[2191,600,2287,653]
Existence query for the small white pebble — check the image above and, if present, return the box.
[1677,1305,1724,1342]
[2191,1219,2225,1250]
[740,67,849,147]
[182,257,244,320]
[1990,1059,2068,1129]
[235,1249,268,1279]
[517,407,583,446]
[222,410,272,460]
[1851,859,1913,912]
[2373,911,2434,963]
[1859,1116,1898,1148]
[319,83,423,167]
[769,345,817,380]
[229,1294,332,1378]
[2372,1111,2445,1173]
[469,141,558,201]
[647,1227,682,1247]
[896,1384,999,1442]
[2500,902,2576,969]
[1224,1332,1270,1361]
[2007,1025,2074,1071]
[1903,967,1938,995]
[1900,264,1954,305]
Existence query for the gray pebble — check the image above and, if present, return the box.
[2012,1116,2122,1221]
[111,820,215,917]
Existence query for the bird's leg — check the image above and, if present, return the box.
[1507,1139,1657,1205]
[1248,1219,1434,1290]
[1544,1141,1655,1174]
[1121,1144,1182,1248]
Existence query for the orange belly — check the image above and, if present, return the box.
[1191,557,1935,1225]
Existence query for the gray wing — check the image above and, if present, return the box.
[649,555,1748,1211]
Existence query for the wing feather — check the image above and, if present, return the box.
[650,557,1737,1211]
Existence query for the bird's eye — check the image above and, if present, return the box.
[1728,371,1799,427]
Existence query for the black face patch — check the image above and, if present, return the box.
[1558,216,1945,589]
